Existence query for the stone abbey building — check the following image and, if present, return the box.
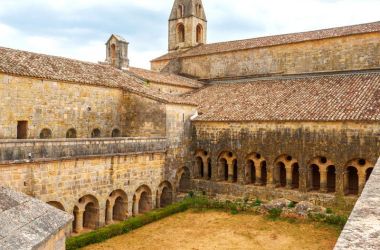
[0,0,380,241]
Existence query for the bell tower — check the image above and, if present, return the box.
[168,0,207,52]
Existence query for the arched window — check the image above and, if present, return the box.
[66,128,77,138]
[177,4,184,18]
[196,4,202,16]
[110,44,116,66]
[177,23,185,43]
[196,24,203,43]
[91,128,101,138]
[39,128,52,139]
[111,128,121,138]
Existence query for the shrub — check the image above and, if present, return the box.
[288,201,296,208]
[326,208,333,214]
[253,198,262,207]
[267,208,282,221]
[308,212,348,229]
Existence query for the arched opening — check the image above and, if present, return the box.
[113,196,127,221]
[346,166,359,195]
[276,162,286,187]
[47,201,65,211]
[261,161,267,186]
[247,160,256,184]
[196,24,203,43]
[207,158,212,180]
[139,191,151,214]
[177,4,184,18]
[366,168,374,181]
[196,4,202,16]
[112,128,121,137]
[66,128,77,138]
[83,202,98,229]
[39,128,52,139]
[177,23,185,43]
[232,159,238,183]
[196,157,204,178]
[291,163,299,189]
[219,158,228,181]
[111,44,116,65]
[91,128,101,138]
[178,167,191,192]
[310,164,321,191]
[327,165,336,193]
[160,186,173,208]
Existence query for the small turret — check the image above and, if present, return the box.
[105,34,129,70]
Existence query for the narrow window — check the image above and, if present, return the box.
[177,24,185,43]
[17,121,28,139]
[196,24,203,43]
[177,4,184,18]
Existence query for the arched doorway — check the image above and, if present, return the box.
[275,162,286,187]
[178,167,191,192]
[310,164,321,191]
[196,157,204,178]
[66,128,77,138]
[261,161,267,186]
[247,160,256,184]
[159,182,173,208]
[327,166,336,193]
[291,163,299,189]
[133,185,152,215]
[112,128,121,137]
[346,166,359,195]
[39,128,52,139]
[232,159,238,183]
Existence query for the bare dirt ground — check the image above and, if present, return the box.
[82,210,340,250]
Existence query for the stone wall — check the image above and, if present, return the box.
[189,121,380,206]
[153,32,380,79]
[149,82,195,95]
[123,92,166,137]
[0,73,126,139]
[0,151,178,232]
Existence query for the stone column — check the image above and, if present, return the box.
[266,164,275,188]
[156,191,161,209]
[105,201,114,225]
[203,158,209,180]
[320,170,328,193]
[228,161,234,183]
[343,170,349,195]
[255,164,262,186]
[74,209,84,233]
[358,173,367,195]
[133,197,140,216]
[286,166,292,189]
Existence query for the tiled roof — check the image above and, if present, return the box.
[152,21,380,62]
[0,47,195,105]
[184,71,380,121]
[0,186,72,249]
[128,67,204,88]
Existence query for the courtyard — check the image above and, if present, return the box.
[82,210,340,250]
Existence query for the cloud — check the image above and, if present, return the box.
[0,0,379,69]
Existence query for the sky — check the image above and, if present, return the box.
[0,0,379,69]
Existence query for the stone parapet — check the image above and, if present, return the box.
[334,157,380,250]
[0,137,167,163]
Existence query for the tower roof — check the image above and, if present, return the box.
[169,0,207,21]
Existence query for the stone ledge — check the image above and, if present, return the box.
[334,157,380,250]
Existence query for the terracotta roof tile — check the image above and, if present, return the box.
[153,21,380,61]
[0,47,196,105]
[128,67,203,88]
[184,71,380,121]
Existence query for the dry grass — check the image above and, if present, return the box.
[82,210,340,250]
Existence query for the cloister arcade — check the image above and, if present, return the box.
[193,149,375,197]
[45,178,184,234]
